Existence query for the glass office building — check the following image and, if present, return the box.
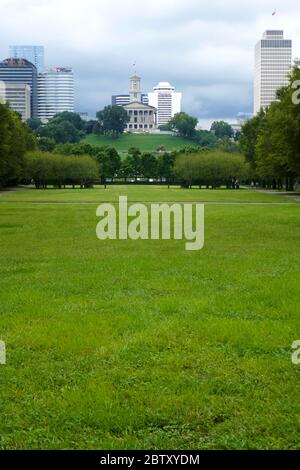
[0,58,38,117]
[9,45,45,73]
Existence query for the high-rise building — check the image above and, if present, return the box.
[254,30,292,114]
[9,45,44,73]
[0,82,31,121]
[148,82,182,127]
[37,67,74,123]
[0,58,38,117]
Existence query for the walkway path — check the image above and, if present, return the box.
[257,190,300,203]
[0,185,33,196]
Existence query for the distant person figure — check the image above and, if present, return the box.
[251,181,255,189]
[235,179,240,190]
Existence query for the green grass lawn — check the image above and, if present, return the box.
[83,133,197,152]
[0,186,300,450]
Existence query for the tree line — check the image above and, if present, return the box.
[24,144,249,190]
[174,151,248,188]
[25,152,99,189]
[240,61,300,190]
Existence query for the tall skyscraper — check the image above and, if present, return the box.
[148,82,182,127]
[0,58,38,117]
[0,83,31,121]
[254,30,292,114]
[37,67,74,123]
[9,45,45,73]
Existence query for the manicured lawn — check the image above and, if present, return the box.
[0,186,300,449]
[0,186,295,204]
[83,133,197,152]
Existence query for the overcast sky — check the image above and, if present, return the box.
[1,0,299,127]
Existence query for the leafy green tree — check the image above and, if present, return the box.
[119,157,134,181]
[93,121,103,135]
[194,129,218,148]
[255,63,300,189]
[127,147,142,180]
[239,61,300,189]
[38,137,56,152]
[0,104,36,187]
[239,110,266,171]
[94,146,121,186]
[96,105,129,137]
[36,121,81,144]
[157,152,176,186]
[210,121,234,139]
[85,120,98,134]
[25,152,98,188]
[217,136,240,153]
[26,117,43,130]
[174,150,249,189]
[168,112,197,138]
[49,111,85,131]
[141,152,158,181]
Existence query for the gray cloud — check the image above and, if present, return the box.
[0,0,299,124]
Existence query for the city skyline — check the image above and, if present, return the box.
[0,0,300,127]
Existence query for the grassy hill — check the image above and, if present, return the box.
[83,133,197,153]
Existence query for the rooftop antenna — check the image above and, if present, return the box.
[133,61,137,75]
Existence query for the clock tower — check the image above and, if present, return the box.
[129,74,142,103]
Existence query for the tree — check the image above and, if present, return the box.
[168,112,197,138]
[194,130,218,148]
[0,103,36,187]
[26,117,43,131]
[92,121,103,135]
[36,121,81,144]
[239,110,266,171]
[94,146,121,186]
[157,152,176,186]
[217,136,240,153]
[141,152,158,181]
[210,121,234,139]
[85,119,98,134]
[25,152,98,189]
[119,157,134,181]
[127,147,142,180]
[239,61,300,189]
[38,137,56,152]
[49,111,85,131]
[174,150,249,189]
[55,142,100,156]
[96,105,129,137]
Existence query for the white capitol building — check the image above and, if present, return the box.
[118,75,182,132]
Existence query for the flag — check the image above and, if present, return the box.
[272,9,276,16]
